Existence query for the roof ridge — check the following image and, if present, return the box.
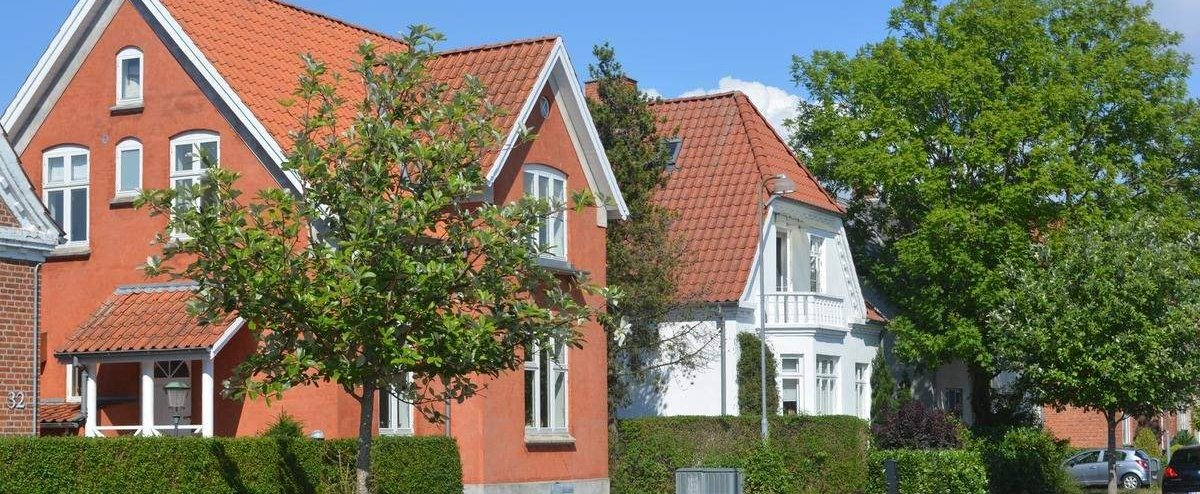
[260,0,406,45]
[731,92,844,215]
[115,281,200,295]
[436,35,560,57]
[650,91,741,106]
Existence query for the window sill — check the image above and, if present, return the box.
[379,428,413,436]
[47,244,91,260]
[110,101,144,115]
[109,194,138,208]
[524,431,575,446]
[536,256,587,276]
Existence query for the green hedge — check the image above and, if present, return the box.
[969,427,1080,494]
[0,435,461,494]
[611,415,869,494]
[867,449,987,494]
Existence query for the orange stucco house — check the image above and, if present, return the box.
[3,1,626,492]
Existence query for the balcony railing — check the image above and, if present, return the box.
[763,292,846,327]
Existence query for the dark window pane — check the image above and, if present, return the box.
[379,389,391,428]
[69,188,87,242]
[524,369,535,427]
[539,350,549,427]
[47,191,64,228]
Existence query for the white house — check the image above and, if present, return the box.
[611,89,887,420]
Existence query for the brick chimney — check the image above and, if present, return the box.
[584,75,638,101]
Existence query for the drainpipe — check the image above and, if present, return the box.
[31,262,41,435]
[718,306,727,416]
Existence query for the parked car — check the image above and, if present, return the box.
[1163,445,1200,493]
[1064,448,1153,490]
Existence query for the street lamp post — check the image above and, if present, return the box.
[758,174,796,445]
[163,380,190,436]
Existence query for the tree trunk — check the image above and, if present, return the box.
[1106,412,1119,494]
[967,363,994,427]
[356,382,377,494]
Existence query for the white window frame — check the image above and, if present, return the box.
[65,363,85,403]
[775,231,791,292]
[170,132,219,232]
[808,234,826,293]
[815,355,839,415]
[116,47,144,106]
[525,339,568,435]
[43,145,90,247]
[380,375,414,436]
[855,363,870,419]
[943,387,965,420]
[523,165,567,259]
[779,354,803,415]
[114,138,142,197]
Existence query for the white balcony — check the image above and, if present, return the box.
[763,292,846,327]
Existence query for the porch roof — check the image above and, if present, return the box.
[39,402,83,425]
[56,282,240,358]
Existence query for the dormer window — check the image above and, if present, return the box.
[665,137,682,171]
[116,48,143,106]
[523,165,567,259]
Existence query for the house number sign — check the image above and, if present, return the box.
[6,391,25,410]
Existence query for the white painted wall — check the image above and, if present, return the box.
[618,200,884,420]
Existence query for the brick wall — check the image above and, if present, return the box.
[1044,406,1185,453]
[0,259,36,435]
[0,201,18,228]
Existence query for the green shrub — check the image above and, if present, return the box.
[1173,429,1196,446]
[611,415,869,494]
[0,435,461,494]
[259,411,306,438]
[1133,427,1162,459]
[969,427,1081,494]
[867,449,987,494]
[737,333,779,415]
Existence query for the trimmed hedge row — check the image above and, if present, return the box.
[867,449,987,494]
[0,435,461,494]
[969,427,1080,494]
[611,415,870,494]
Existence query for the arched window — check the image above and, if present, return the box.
[43,145,90,245]
[116,47,143,106]
[522,164,567,259]
[170,131,219,203]
[114,138,142,197]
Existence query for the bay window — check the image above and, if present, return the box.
[525,340,567,434]
[523,166,566,259]
[43,146,89,245]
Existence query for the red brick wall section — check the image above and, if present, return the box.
[0,200,19,228]
[0,259,36,435]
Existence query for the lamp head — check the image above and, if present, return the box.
[162,380,190,410]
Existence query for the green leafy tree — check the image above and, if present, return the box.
[994,215,1200,494]
[138,27,599,494]
[587,43,714,417]
[737,332,779,416]
[791,0,1200,425]
[870,348,898,424]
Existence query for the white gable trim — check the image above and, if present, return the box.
[209,316,246,359]
[486,39,629,220]
[0,128,61,259]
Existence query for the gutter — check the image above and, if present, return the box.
[31,261,40,434]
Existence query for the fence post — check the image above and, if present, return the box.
[884,458,898,494]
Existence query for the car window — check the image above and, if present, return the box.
[1135,450,1151,462]
[1172,449,1200,466]
[1075,451,1101,464]
[1105,451,1128,462]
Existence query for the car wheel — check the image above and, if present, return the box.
[1119,473,1140,490]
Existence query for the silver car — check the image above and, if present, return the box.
[1063,448,1155,490]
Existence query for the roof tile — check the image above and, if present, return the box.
[57,283,236,356]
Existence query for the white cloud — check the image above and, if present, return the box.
[641,87,664,100]
[677,76,801,135]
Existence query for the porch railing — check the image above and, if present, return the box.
[90,424,203,437]
[763,292,846,327]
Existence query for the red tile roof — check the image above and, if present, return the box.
[866,301,888,324]
[159,0,556,167]
[57,282,237,356]
[649,92,842,303]
[39,403,82,424]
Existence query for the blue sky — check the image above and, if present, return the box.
[0,1,1197,133]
